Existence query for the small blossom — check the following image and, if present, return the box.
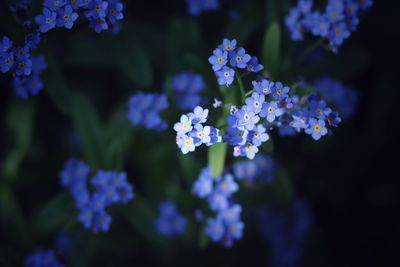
[229,47,251,69]
[35,8,57,33]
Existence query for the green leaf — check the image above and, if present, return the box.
[64,35,153,87]
[70,92,105,167]
[262,22,281,79]
[0,186,30,245]
[208,142,228,178]
[33,193,74,234]
[44,52,106,167]
[1,101,35,180]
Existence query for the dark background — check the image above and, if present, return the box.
[0,0,399,266]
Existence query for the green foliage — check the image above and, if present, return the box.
[1,102,35,181]
[262,21,281,79]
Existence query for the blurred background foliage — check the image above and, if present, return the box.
[0,0,399,266]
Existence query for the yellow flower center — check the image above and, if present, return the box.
[185,139,191,145]
[217,57,224,63]
[314,125,321,132]
[268,107,274,113]
[226,45,232,51]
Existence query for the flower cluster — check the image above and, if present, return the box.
[174,38,342,160]
[1,36,47,99]
[223,91,272,159]
[208,38,264,86]
[285,0,373,50]
[25,249,64,267]
[35,0,124,34]
[1,0,125,98]
[128,92,168,131]
[256,199,312,267]
[173,106,222,154]
[186,0,220,16]
[233,154,275,183]
[313,76,358,118]
[193,167,244,247]
[155,200,187,238]
[171,72,205,110]
[60,158,134,232]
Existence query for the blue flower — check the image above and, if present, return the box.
[57,5,79,29]
[305,118,328,140]
[35,8,57,33]
[285,0,372,50]
[128,92,168,131]
[272,82,290,99]
[25,33,41,49]
[221,38,237,52]
[224,126,248,146]
[208,48,228,72]
[246,56,264,73]
[0,52,14,73]
[217,174,238,196]
[91,209,112,232]
[205,217,225,242]
[309,99,330,119]
[186,0,219,15]
[0,36,13,53]
[14,55,33,76]
[245,92,265,114]
[107,0,124,24]
[328,22,350,47]
[229,47,251,69]
[285,8,304,41]
[208,192,229,212]
[190,124,211,146]
[176,134,195,154]
[358,0,373,11]
[192,167,214,198]
[44,0,67,10]
[226,220,244,240]
[233,154,275,183]
[234,106,260,131]
[188,106,209,124]
[250,124,269,146]
[220,204,242,223]
[326,0,345,23]
[90,17,109,33]
[155,201,187,238]
[172,72,205,110]
[61,159,134,232]
[86,0,109,19]
[174,114,193,135]
[260,101,283,123]
[290,110,310,131]
[252,78,274,95]
[239,143,259,160]
[207,126,222,145]
[25,249,64,267]
[327,111,341,127]
[216,66,235,86]
[313,76,357,118]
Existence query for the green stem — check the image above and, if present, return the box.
[245,89,254,97]
[296,38,324,66]
[235,71,246,102]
